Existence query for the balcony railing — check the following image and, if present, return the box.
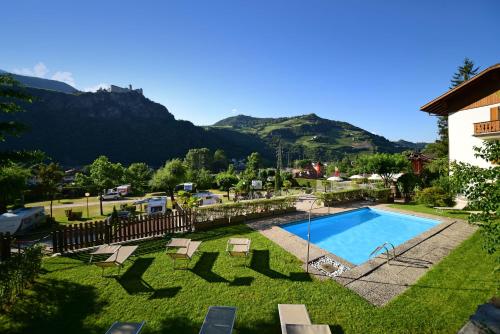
[474,120,500,136]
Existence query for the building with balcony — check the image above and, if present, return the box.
[421,63,500,168]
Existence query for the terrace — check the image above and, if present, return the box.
[0,201,496,334]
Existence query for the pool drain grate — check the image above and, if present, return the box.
[311,256,350,277]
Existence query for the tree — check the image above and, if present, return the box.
[88,156,124,215]
[195,168,214,190]
[215,168,239,198]
[37,163,64,217]
[436,58,481,157]
[0,74,31,144]
[451,140,499,272]
[212,149,228,172]
[184,148,212,171]
[0,75,38,213]
[294,159,312,169]
[274,167,281,193]
[123,162,153,195]
[358,153,410,187]
[244,152,262,180]
[0,163,30,213]
[149,159,186,201]
[450,57,480,88]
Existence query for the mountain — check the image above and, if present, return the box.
[392,139,428,151]
[213,114,423,161]
[0,70,78,94]
[0,87,273,166]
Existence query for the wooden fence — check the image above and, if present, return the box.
[0,232,12,261]
[52,210,193,254]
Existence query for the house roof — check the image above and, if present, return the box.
[420,63,500,115]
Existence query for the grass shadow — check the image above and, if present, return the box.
[150,316,199,334]
[190,252,229,283]
[149,287,182,299]
[116,257,154,294]
[4,278,105,334]
[229,276,254,286]
[250,250,311,282]
[250,250,288,279]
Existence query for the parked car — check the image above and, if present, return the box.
[99,192,121,200]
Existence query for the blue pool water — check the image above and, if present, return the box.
[282,208,440,265]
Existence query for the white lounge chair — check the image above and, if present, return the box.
[226,238,251,266]
[166,238,191,250]
[89,244,122,264]
[168,241,201,269]
[434,201,467,211]
[95,245,138,276]
[278,304,331,334]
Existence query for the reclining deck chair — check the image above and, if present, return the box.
[278,304,331,334]
[168,241,201,269]
[199,306,237,334]
[95,245,138,276]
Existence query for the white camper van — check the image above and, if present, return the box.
[0,207,46,235]
[193,192,222,206]
[134,197,168,215]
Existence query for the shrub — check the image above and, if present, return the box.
[397,173,420,201]
[194,196,297,222]
[120,203,137,214]
[0,245,43,308]
[415,186,454,207]
[318,188,391,206]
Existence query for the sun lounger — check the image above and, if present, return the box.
[434,201,467,211]
[95,245,138,276]
[278,304,331,334]
[168,241,201,269]
[89,244,122,263]
[166,238,191,249]
[226,238,251,266]
[199,306,237,334]
[104,321,145,334]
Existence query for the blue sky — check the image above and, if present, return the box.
[2,1,499,142]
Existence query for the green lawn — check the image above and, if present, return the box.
[1,209,497,334]
[387,202,472,220]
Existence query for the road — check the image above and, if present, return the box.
[42,198,141,210]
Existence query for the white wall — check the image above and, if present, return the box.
[448,103,499,168]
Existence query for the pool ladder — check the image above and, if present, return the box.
[369,242,396,265]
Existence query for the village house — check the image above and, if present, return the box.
[421,63,500,168]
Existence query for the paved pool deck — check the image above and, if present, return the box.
[247,200,477,306]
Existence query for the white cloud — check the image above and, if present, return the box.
[83,83,110,92]
[51,71,76,87]
[231,108,238,113]
[12,62,49,78]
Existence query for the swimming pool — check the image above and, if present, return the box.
[282,207,440,265]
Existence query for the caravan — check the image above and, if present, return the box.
[0,207,46,235]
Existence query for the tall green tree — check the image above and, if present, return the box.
[435,58,480,157]
[37,162,64,217]
[451,140,499,272]
[244,152,262,180]
[123,162,153,195]
[184,148,212,171]
[0,163,30,213]
[88,156,124,215]
[212,149,228,172]
[215,166,239,198]
[358,153,410,187]
[0,74,31,144]
[149,159,186,201]
[0,74,44,213]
